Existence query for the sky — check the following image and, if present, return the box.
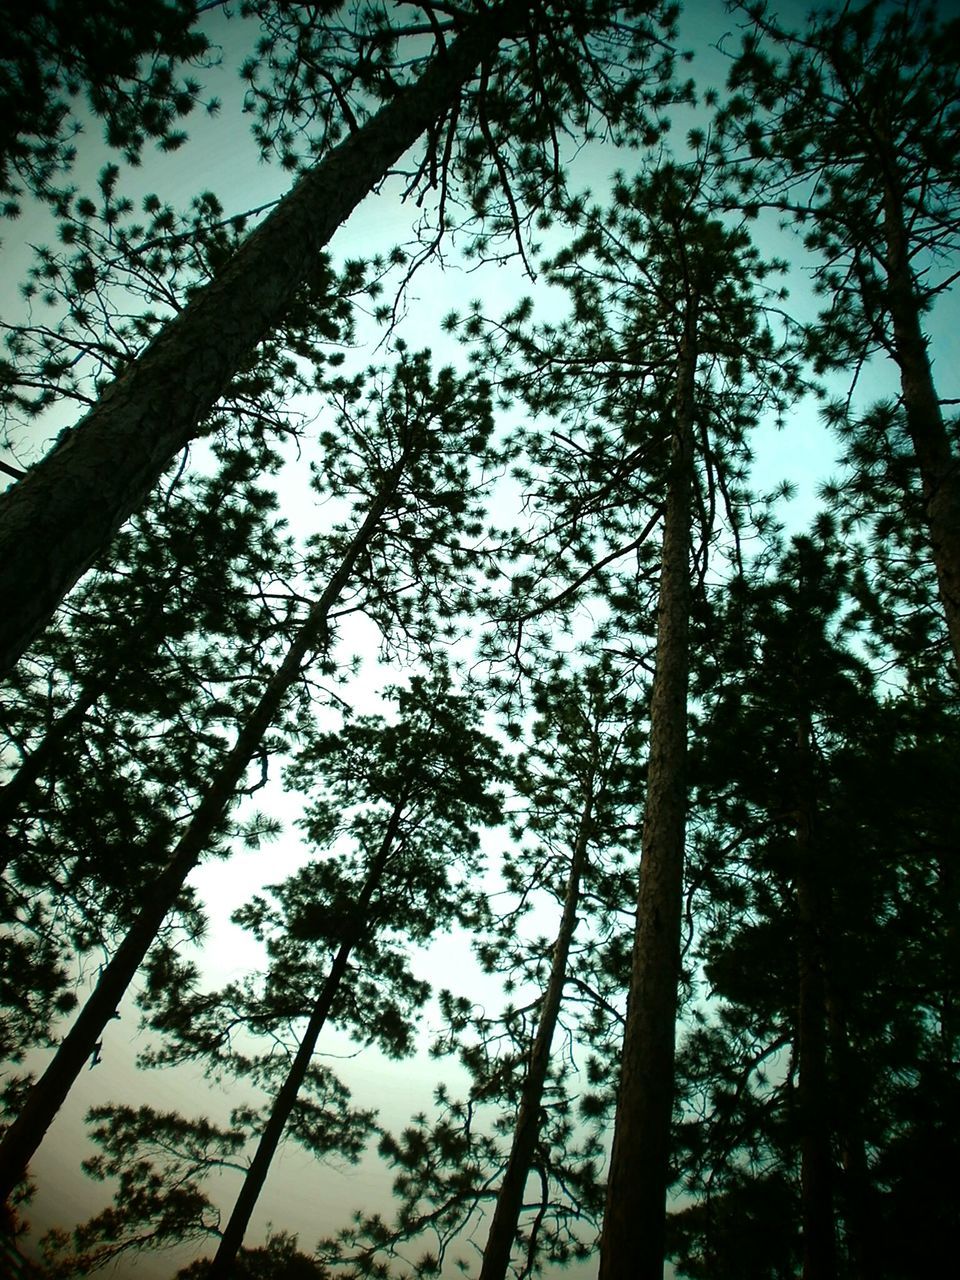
[4,0,959,1276]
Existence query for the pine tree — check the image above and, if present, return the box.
[717,0,960,673]
[0,0,217,211]
[670,524,960,1278]
[463,157,794,1278]
[0,0,680,677]
[0,349,495,1206]
[41,674,504,1276]
[477,664,633,1280]
[316,658,644,1280]
[200,674,505,1278]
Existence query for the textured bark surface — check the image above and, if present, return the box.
[479,759,595,1280]
[0,12,511,679]
[207,797,406,1280]
[598,303,697,1280]
[0,477,399,1202]
[881,176,960,676]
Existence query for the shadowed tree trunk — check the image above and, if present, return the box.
[879,173,960,675]
[599,296,698,1280]
[0,10,517,679]
[0,465,403,1203]
[479,753,596,1280]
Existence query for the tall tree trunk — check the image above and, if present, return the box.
[479,757,596,1280]
[0,9,517,679]
[793,717,836,1280]
[207,796,407,1280]
[0,470,402,1204]
[599,301,698,1280]
[881,175,960,675]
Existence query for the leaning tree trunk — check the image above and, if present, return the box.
[0,468,403,1204]
[479,756,596,1280]
[0,8,518,679]
[793,717,837,1280]
[207,794,408,1280]
[880,174,960,676]
[598,300,698,1280]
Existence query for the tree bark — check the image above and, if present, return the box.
[0,468,402,1203]
[207,795,407,1280]
[880,174,960,676]
[598,300,698,1280]
[0,9,517,679]
[479,756,596,1280]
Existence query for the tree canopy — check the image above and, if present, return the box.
[1,3,957,1279]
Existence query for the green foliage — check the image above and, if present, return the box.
[0,0,217,210]
[671,525,960,1275]
[717,0,960,370]
[39,1105,244,1274]
[0,447,297,1061]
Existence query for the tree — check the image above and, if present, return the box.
[447,147,796,1274]
[461,156,794,1278]
[669,524,960,1278]
[717,0,960,673]
[0,348,495,1206]
[43,674,504,1276]
[196,674,505,1278]
[0,0,679,677]
[477,665,634,1280]
[1,444,294,1069]
[317,659,644,1280]
[819,399,953,689]
[177,1230,330,1280]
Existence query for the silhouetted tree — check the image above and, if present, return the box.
[0,0,219,210]
[320,660,644,1279]
[0,0,680,676]
[718,0,960,672]
[0,350,494,1206]
[670,524,960,1278]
